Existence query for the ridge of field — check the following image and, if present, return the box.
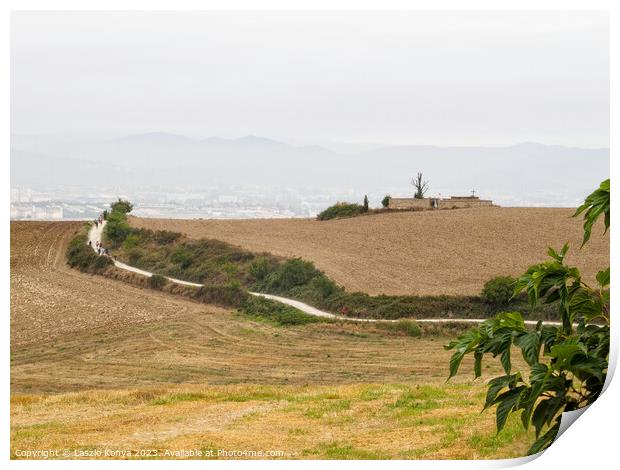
[130,207,609,296]
[11,220,533,458]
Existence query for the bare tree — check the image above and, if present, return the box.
[411,172,429,199]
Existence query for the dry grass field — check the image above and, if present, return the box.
[130,207,609,296]
[10,221,534,459]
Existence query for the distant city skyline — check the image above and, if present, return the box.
[11,10,609,148]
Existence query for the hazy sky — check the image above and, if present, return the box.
[11,10,609,147]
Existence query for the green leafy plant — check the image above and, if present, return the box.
[193,280,249,307]
[363,195,369,212]
[104,199,134,246]
[381,195,391,208]
[317,202,365,221]
[240,296,321,326]
[446,180,610,455]
[481,276,516,307]
[249,256,273,281]
[110,198,134,214]
[574,178,610,246]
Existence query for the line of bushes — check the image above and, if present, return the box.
[316,198,425,221]
[251,258,559,321]
[317,202,366,221]
[116,228,274,287]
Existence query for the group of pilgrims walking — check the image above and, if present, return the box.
[89,213,110,256]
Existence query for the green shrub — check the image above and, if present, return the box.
[249,256,272,281]
[481,276,516,306]
[259,258,320,292]
[110,198,133,214]
[123,233,140,250]
[170,246,192,268]
[153,230,180,245]
[381,195,391,208]
[317,202,364,221]
[241,296,321,326]
[193,280,248,307]
[309,275,339,299]
[93,255,113,271]
[148,274,167,290]
[103,199,134,246]
[127,247,144,266]
[221,262,239,278]
[104,210,132,245]
[66,239,98,271]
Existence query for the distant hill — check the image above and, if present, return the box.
[11,133,609,206]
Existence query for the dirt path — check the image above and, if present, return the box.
[89,221,562,326]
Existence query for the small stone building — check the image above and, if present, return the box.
[388,195,494,211]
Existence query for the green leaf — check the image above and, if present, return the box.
[528,422,559,455]
[484,374,520,409]
[474,350,483,379]
[567,356,606,382]
[548,341,587,368]
[501,348,511,374]
[531,399,550,436]
[495,387,523,433]
[596,267,610,288]
[573,179,610,247]
[448,351,465,379]
[515,331,541,366]
[547,246,561,262]
[496,311,526,331]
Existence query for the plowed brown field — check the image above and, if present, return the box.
[130,207,609,296]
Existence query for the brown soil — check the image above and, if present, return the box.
[130,207,609,296]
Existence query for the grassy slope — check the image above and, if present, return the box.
[11,383,532,460]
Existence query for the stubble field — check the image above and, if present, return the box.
[129,207,609,296]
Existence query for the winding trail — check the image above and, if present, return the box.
[89,221,562,326]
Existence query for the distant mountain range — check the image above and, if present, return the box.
[11,133,609,206]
